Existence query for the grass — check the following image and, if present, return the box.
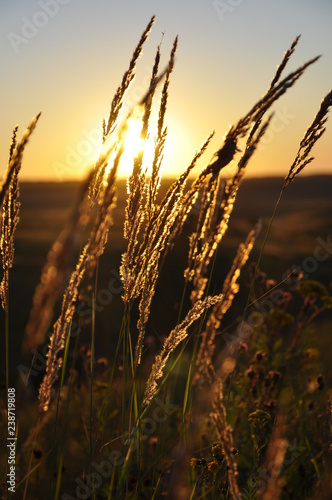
[1,17,332,499]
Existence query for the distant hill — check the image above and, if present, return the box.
[17,174,332,258]
[2,175,331,386]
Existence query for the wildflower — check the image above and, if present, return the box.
[211,443,224,461]
[239,341,248,352]
[208,460,219,473]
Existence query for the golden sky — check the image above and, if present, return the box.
[1,0,332,181]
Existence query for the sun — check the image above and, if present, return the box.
[117,109,157,178]
[119,115,145,174]
[99,107,163,180]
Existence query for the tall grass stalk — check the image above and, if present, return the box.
[48,320,72,500]
[24,169,95,354]
[245,89,332,312]
[182,244,220,442]
[0,116,40,500]
[22,416,41,500]
[89,263,98,472]
[1,20,332,499]
[1,116,40,394]
[39,144,121,412]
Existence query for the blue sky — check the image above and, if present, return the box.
[1,0,331,179]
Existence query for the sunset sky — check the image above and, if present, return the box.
[1,0,332,180]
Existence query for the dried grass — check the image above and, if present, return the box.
[284,89,332,189]
[211,379,241,499]
[1,23,330,498]
[0,113,41,207]
[0,114,41,313]
[194,221,261,384]
[39,146,120,411]
[23,171,94,354]
[143,293,224,406]
[0,126,20,314]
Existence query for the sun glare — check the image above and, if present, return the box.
[100,106,168,181]
[120,115,145,172]
[117,110,158,178]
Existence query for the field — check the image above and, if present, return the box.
[1,176,332,498]
[2,176,332,381]
[1,19,332,500]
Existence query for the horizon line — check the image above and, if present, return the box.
[16,172,332,183]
